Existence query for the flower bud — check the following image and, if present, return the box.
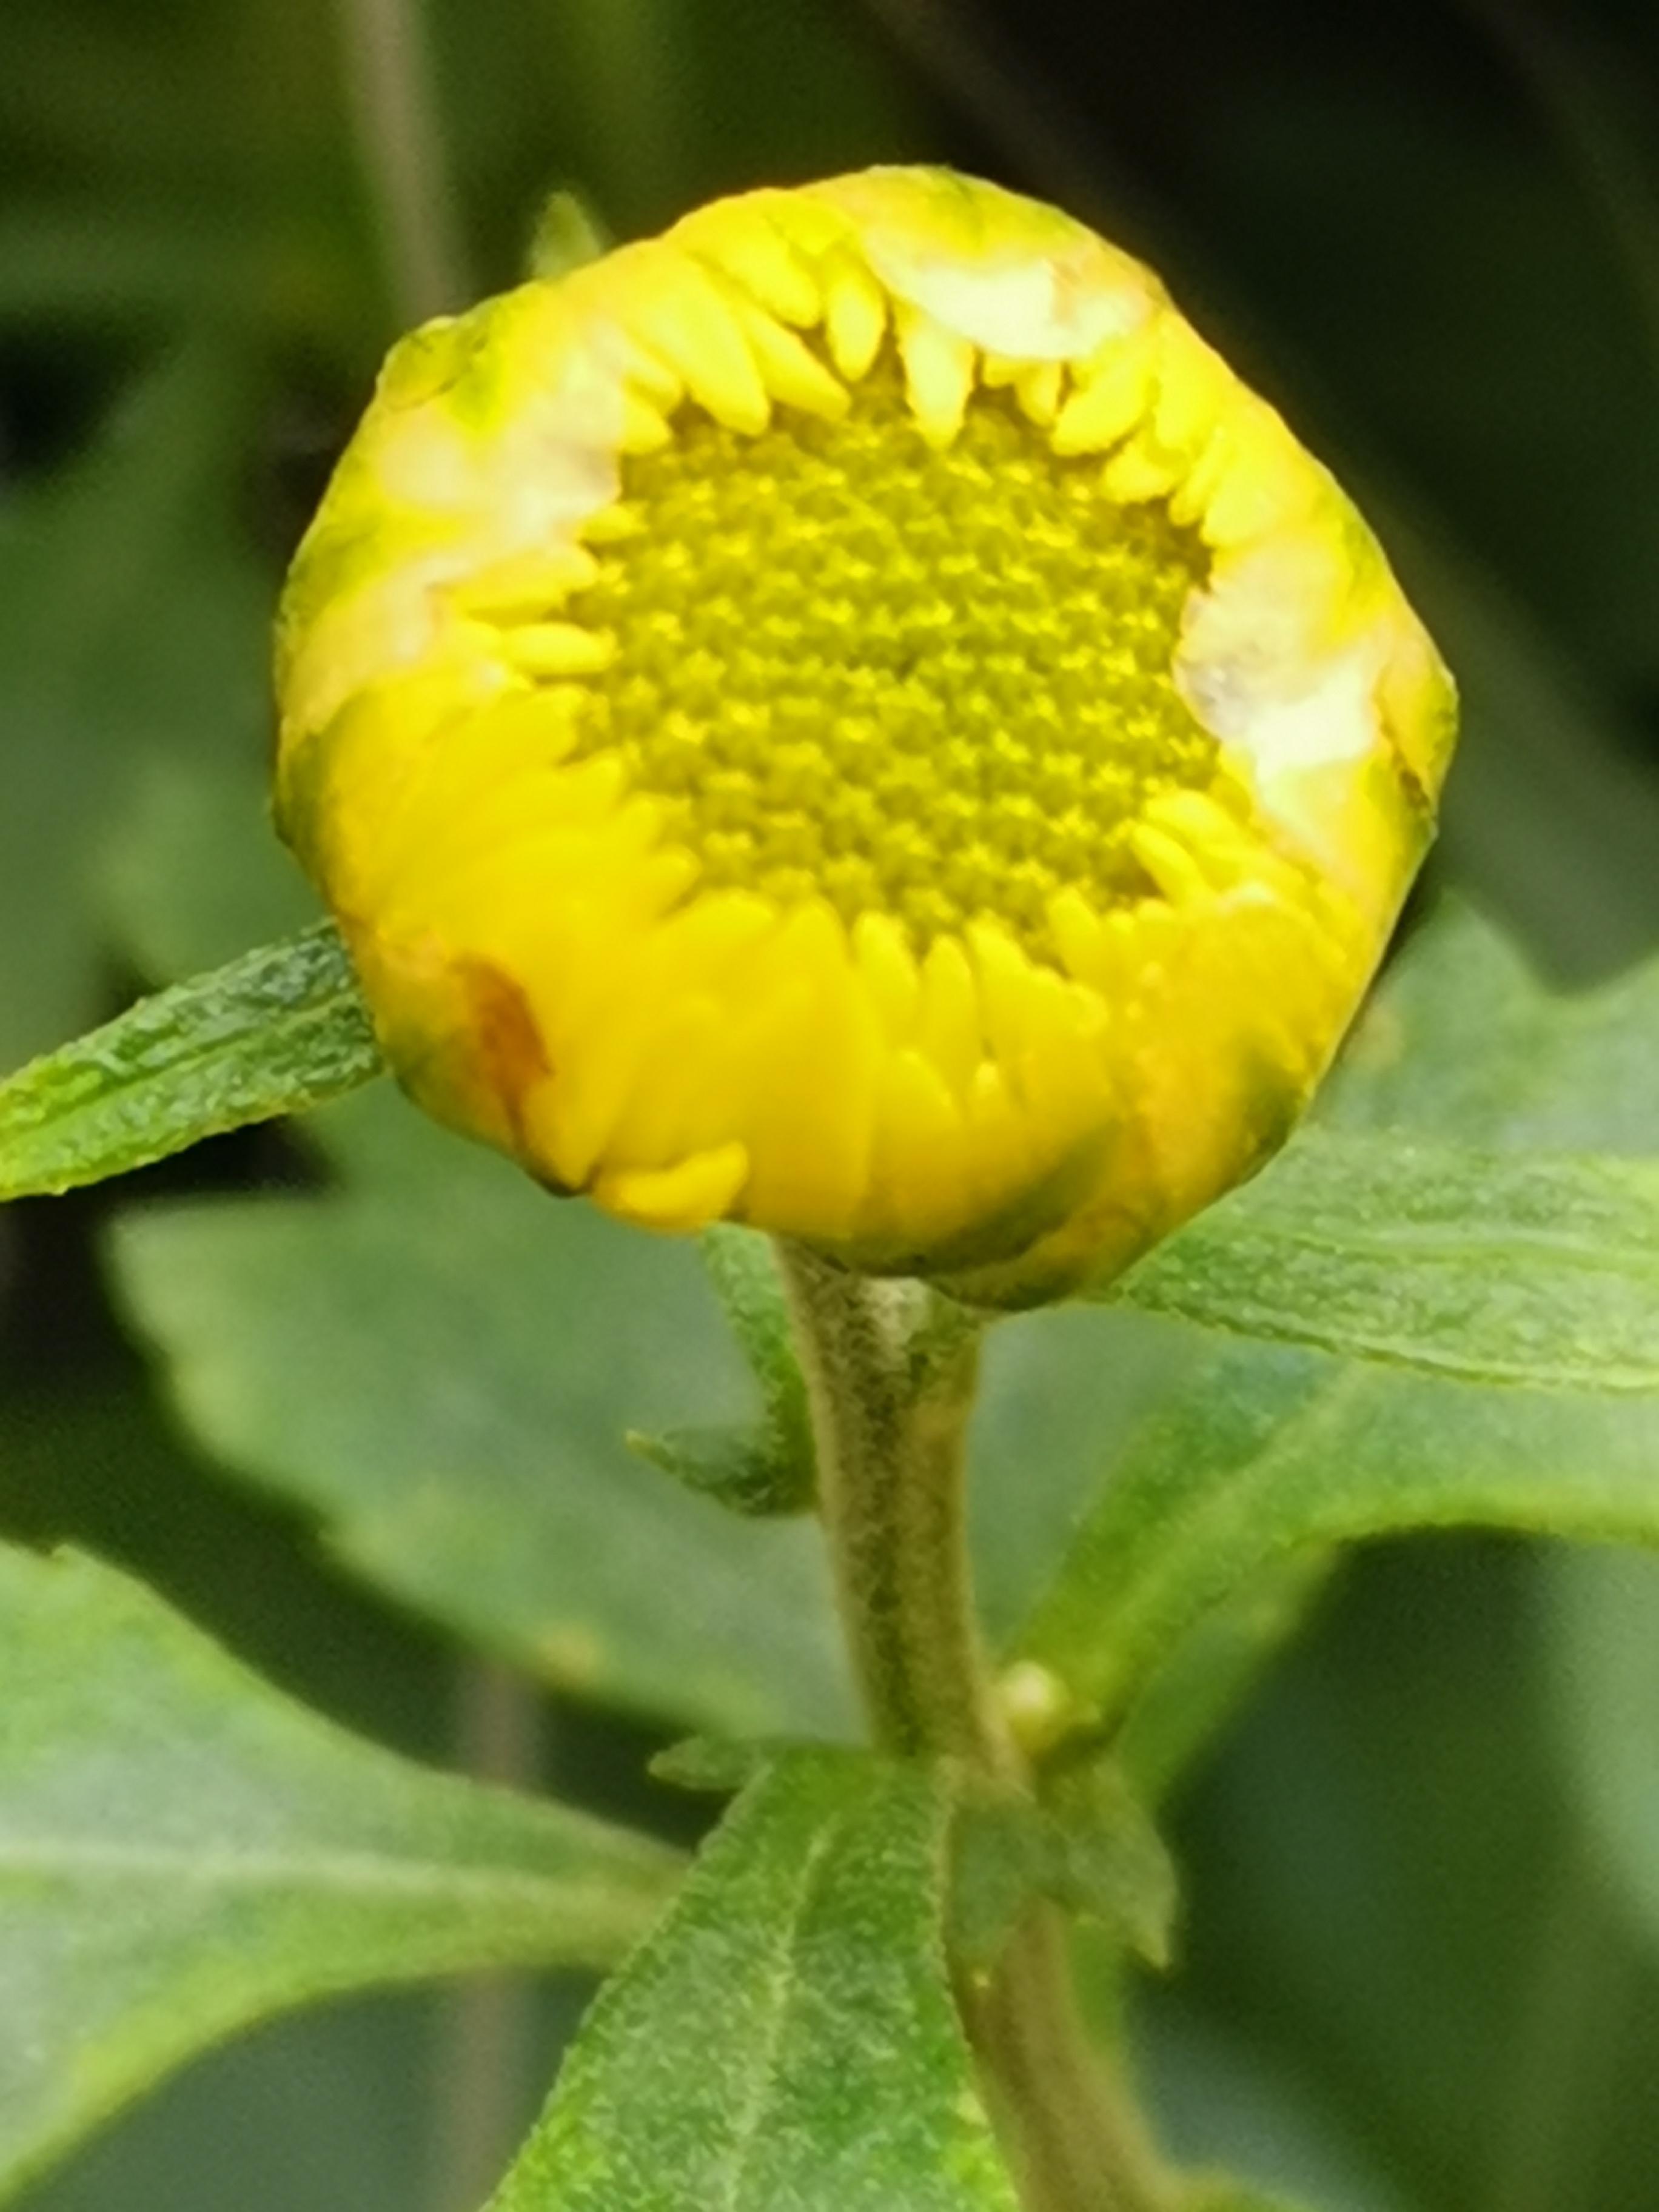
[274,168,1455,1307]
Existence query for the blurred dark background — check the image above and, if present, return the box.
[5,4,1659,2210]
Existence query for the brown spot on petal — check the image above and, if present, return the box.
[457,957,550,1154]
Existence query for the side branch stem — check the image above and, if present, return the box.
[775,1242,1171,2212]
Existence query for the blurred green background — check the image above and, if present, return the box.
[5,3,1659,2209]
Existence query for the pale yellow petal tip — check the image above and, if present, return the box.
[277,164,1455,1312]
[823,255,888,383]
[1051,331,1156,455]
[898,309,976,446]
[671,199,824,328]
[500,622,614,679]
[595,1144,751,1233]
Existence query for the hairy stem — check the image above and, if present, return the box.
[777,1244,1006,1765]
[776,1242,1172,2212]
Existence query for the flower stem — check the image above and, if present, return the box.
[775,1242,1173,2212]
[776,1243,1007,1766]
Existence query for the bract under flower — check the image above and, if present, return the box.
[273,167,1455,1307]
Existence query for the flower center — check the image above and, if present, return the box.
[565,360,1217,952]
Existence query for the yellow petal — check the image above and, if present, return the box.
[597,1143,751,1231]
[618,392,674,454]
[500,622,615,678]
[865,1047,970,1245]
[853,910,921,1041]
[734,901,880,1239]
[728,297,851,420]
[1014,359,1064,426]
[1051,329,1156,455]
[624,254,771,434]
[822,251,888,381]
[1152,318,1233,458]
[916,934,982,1094]
[451,546,600,618]
[897,306,976,446]
[675,199,824,326]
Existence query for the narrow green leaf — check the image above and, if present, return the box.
[527,189,610,280]
[488,1749,1019,2212]
[1111,1130,1659,1393]
[953,1763,1177,1973]
[0,1541,683,2204]
[646,1734,777,1795]
[1019,907,1659,1740]
[0,924,380,1199]
[630,1227,816,1516]
[1040,1760,1178,1967]
[626,1421,812,1517]
[698,1228,811,1447]
[1018,1338,1659,1735]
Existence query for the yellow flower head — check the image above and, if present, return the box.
[274,168,1455,1307]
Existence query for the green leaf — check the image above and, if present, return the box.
[1111,1130,1659,1393]
[1019,1338,1659,1734]
[645,1734,779,1795]
[0,343,273,1069]
[526,189,610,281]
[701,1224,817,1483]
[631,1227,816,1515]
[487,1749,1019,2212]
[0,925,380,1199]
[626,1421,811,1517]
[1040,1760,1178,1967]
[950,1762,1174,1974]
[1018,906,1659,1738]
[110,1086,851,1740]
[0,1540,683,2204]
